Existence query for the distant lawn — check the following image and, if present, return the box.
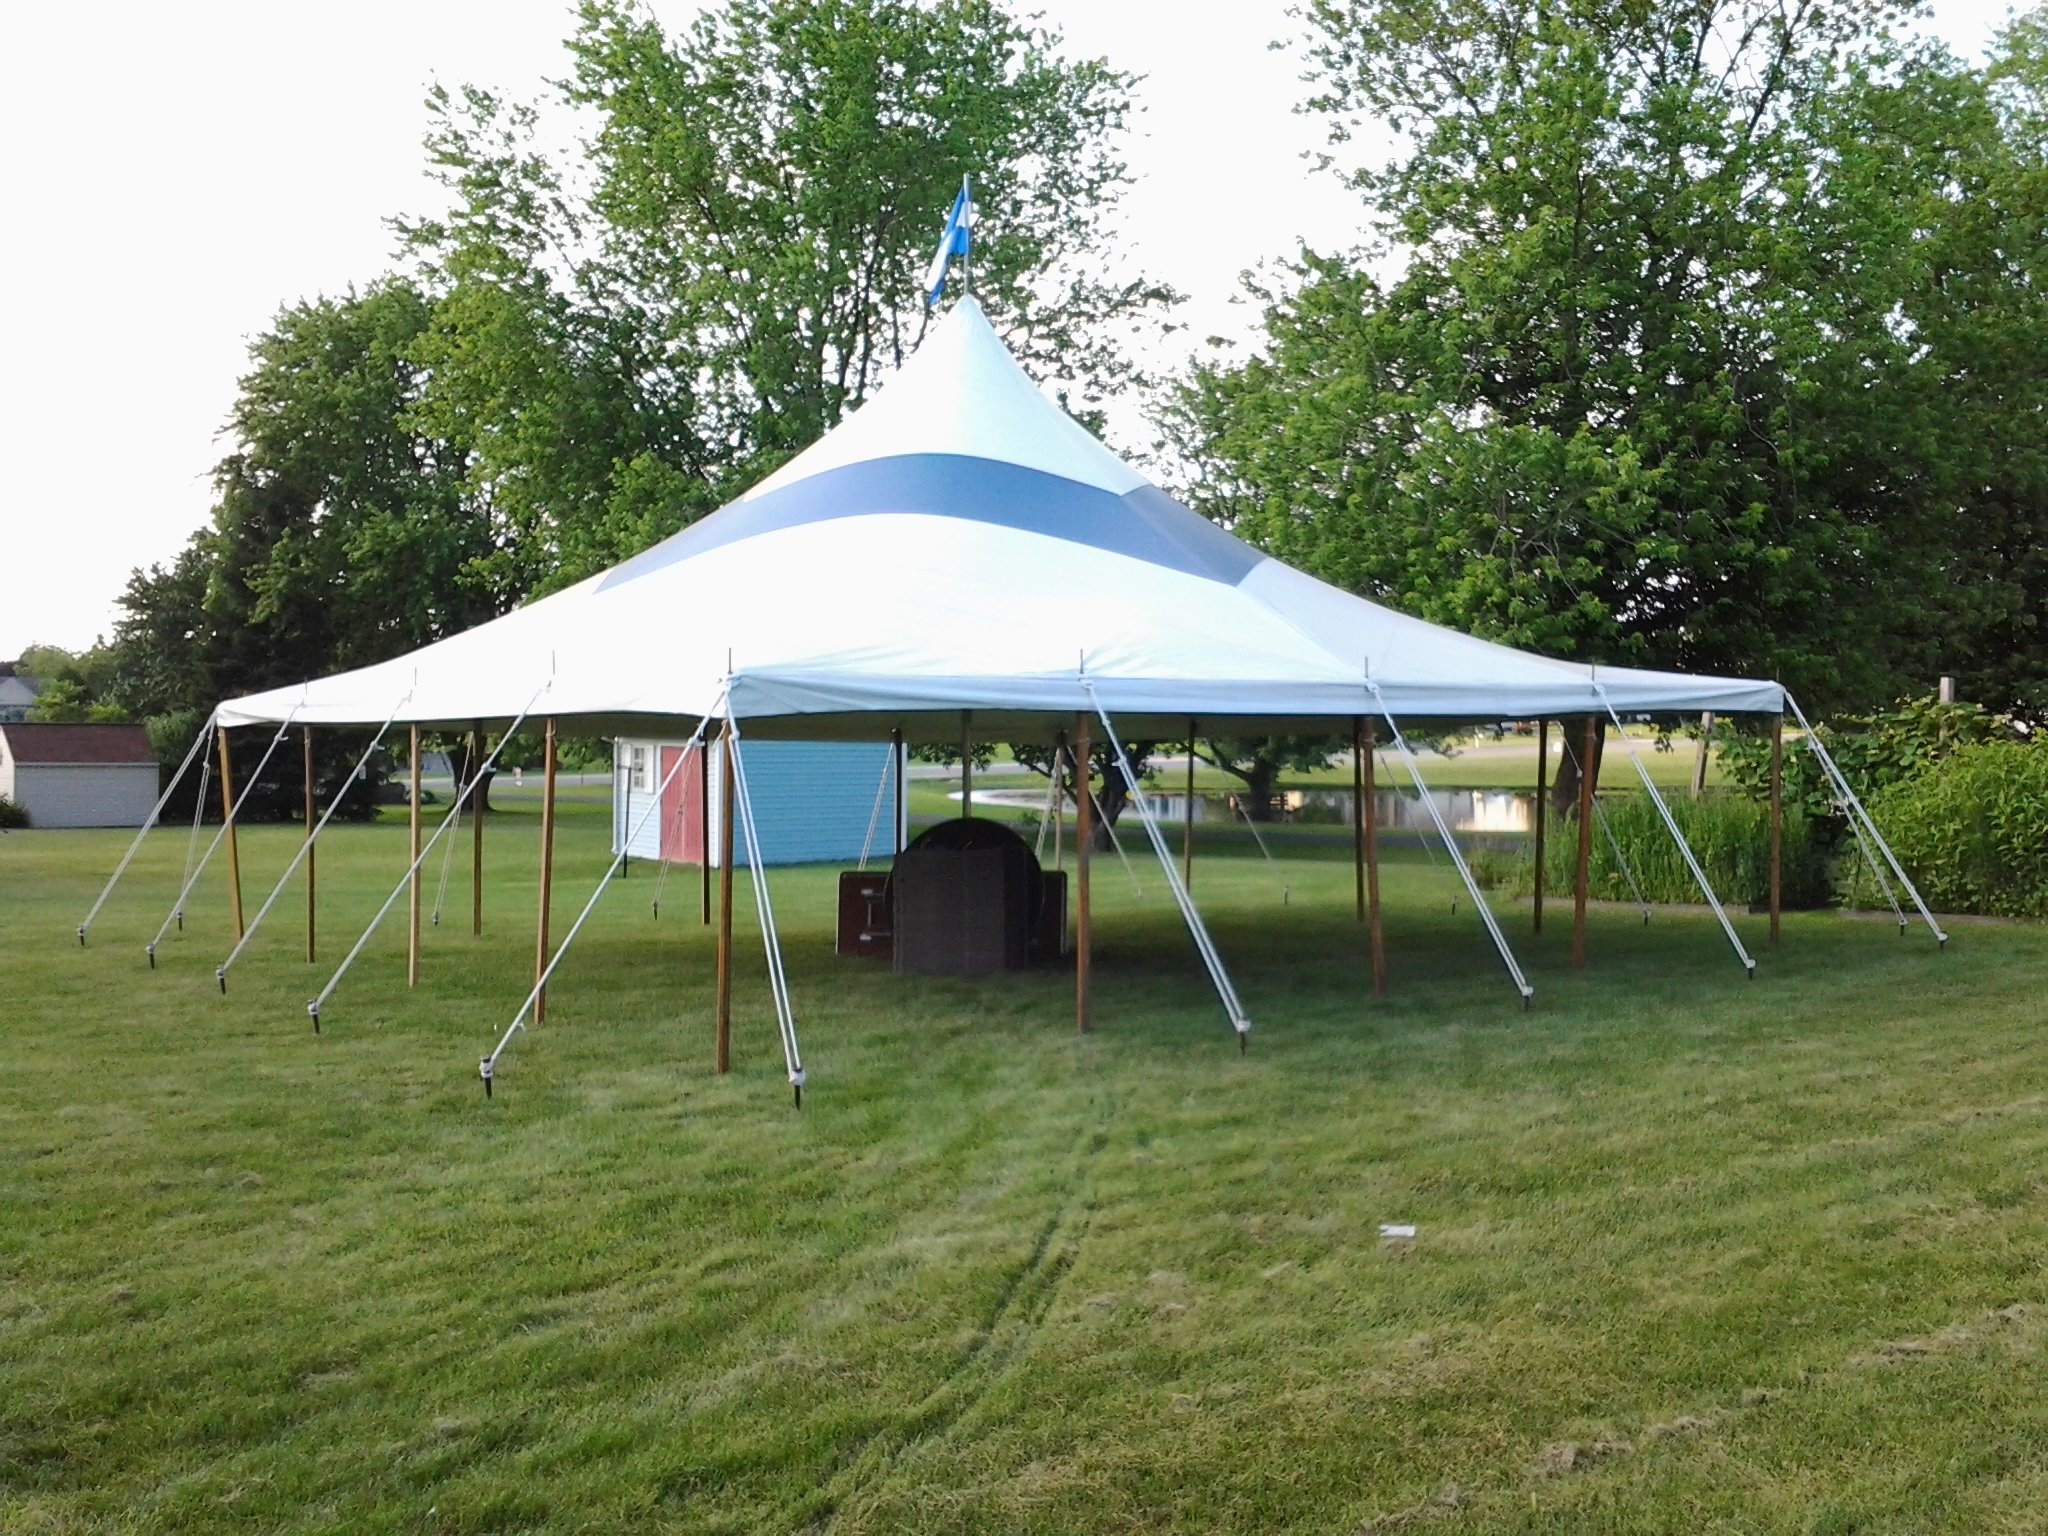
[5,800,2046,1533]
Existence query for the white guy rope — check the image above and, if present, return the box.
[483,706,719,1089]
[431,786,464,927]
[1784,694,1945,944]
[1089,691,1251,1039]
[77,713,216,946]
[1838,790,1908,930]
[146,710,299,966]
[1369,687,1534,1004]
[724,706,806,1098]
[1596,693,1755,976]
[310,684,548,1026]
[857,743,895,871]
[215,696,409,988]
[649,752,693,918]
[1032,750,1063,862]
[1590,793,1652,924]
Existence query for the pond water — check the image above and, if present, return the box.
[960,786,1537,834]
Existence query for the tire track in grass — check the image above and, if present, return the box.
[783,1088,1114,1534]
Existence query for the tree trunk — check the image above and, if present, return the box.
[1549,717,1606,820]
[1241,759,1279,822]
[456,736,496,814]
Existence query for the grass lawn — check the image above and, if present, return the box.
[5,793,2048,1533]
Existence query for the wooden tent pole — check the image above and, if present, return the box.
[534,719,558,1024]
[699,733,713,925]
[407,725,422,988]
[470,725,484,937]
[1073,712,1092,1033]
[217,727,244,941]
[1572,716,1597,969]
[1183,721,1196,892]
[1769,713,1784,948]
[1365,718,1386,997]
[715,725,734,1073]
[1353,717,1367,922]
[1533,720,1549,934]
[303,727,316,963]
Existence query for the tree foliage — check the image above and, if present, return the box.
[1172,0,2048,717]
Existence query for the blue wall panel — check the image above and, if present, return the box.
[613,738,900,867]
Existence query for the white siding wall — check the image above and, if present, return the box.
[12,765,160,828]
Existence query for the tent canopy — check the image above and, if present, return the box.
[218,298,1782,740]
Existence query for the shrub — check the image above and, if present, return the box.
[1473,793,1827,909]
[0,794,28,830]
[1839,740,2048,919]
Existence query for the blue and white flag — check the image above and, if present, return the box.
[922,178,973,308]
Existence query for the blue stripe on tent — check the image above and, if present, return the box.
[597,454,1264,590]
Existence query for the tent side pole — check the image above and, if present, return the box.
[1073,713,1092,1034]
[534,719,557,1024]
[471,725,484,937]
[1365,718,1386,997]
[1533,720,1548,934]
[716,727,734,1074]
[1769,713,1783,948]
[408,726,422,988]
[1184,721,1196,892]
[700,735,713,925]
[303,728,316,963]
[218,727,245,942]
[1353,717,1367,922]
[1572,717,1595,969]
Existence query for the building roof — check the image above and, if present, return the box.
[0,722,156,764]
[0,675,42,706]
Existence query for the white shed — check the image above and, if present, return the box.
[612,737,905,867]
[0,723,160,829]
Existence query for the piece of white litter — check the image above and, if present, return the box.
[1380,1224,1418,1240]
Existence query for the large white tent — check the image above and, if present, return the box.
[215,298,1782,739]
[89,295,1941,1101]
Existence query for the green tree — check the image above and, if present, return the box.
[1194,736,1340,822]
[1173,0,2048,718]
[403,0,1176,595]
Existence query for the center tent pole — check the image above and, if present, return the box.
[471,724,485,938]
[303,727,316,963]
[1073,713,1092,1034]
[218,726,245,942]
[1572,716,1596,970]
[533,719,558,1024]
[1364,718,1386,998]
[408,726,423,989]
[716,724,735,1074]
[1352,718,1367,922]
[1533,720,1549,934]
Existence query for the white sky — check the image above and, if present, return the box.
[0,1,2010,657]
